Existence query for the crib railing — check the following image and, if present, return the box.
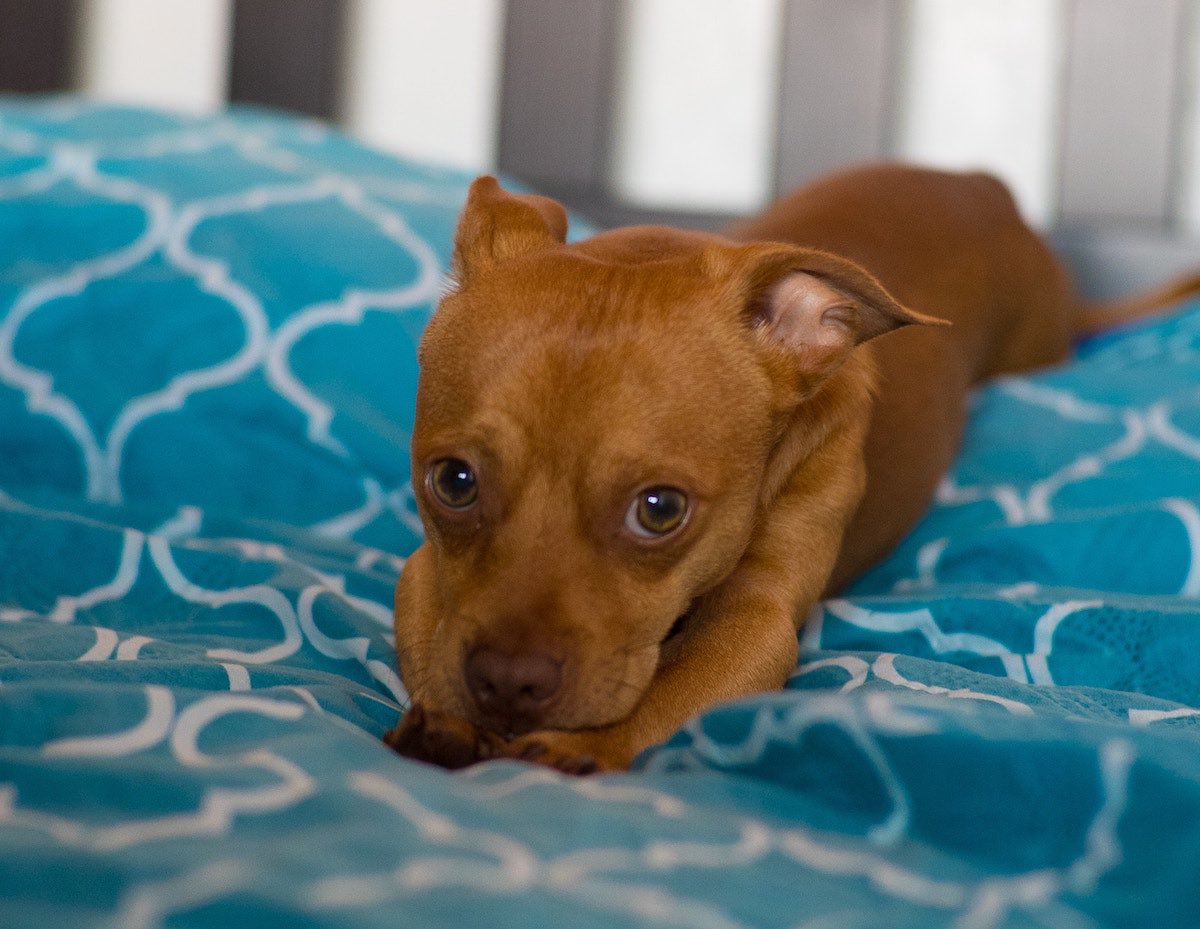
[2,0,1198,295]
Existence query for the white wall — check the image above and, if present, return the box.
[894,0,1065,225]
[609,0,782,213]
[77,0,233,113]
[339,0,504,172]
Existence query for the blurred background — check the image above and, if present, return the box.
[2,0,1199,255]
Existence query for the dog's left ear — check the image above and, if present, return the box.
[453,176,568,279]
[736,245,948,387]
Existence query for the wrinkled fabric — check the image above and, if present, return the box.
[2,99,1198,929]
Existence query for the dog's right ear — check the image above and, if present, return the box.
[727,244,948,395]
[452,176,569,279]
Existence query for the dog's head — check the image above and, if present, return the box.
[396,176,934,737]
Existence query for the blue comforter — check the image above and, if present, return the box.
[2,99,1198,929]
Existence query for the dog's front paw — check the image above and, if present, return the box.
[504,729,633,775]
[384,703,503,770]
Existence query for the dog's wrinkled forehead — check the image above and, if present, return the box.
[422,263,769,454]
[428,176,937,432]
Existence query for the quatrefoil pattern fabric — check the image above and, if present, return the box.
[2,99,1200,929]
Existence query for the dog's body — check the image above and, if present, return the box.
[386,164,1199,772]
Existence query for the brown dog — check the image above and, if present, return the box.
[385,164,1199,772]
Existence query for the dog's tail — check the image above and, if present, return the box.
[1074,270,1200,338]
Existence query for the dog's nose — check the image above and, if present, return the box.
[464,645,563,734]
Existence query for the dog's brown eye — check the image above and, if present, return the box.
[626,487,688,538]
[428,458,478,510]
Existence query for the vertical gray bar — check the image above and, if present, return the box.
[774,0,898,194]
[0,0,78,92]
[229,0,345,120]
[497,0,619,194]
[1058,0,1186,225]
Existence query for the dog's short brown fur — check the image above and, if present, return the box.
[386,164,1200,772]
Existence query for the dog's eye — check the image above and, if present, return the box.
[428,458,478,509]
[626,488,688,538]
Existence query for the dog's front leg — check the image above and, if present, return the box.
[503,587,802,771]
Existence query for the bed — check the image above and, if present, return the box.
[3,3,1200,927]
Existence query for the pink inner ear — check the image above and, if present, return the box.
[763,273,859,352]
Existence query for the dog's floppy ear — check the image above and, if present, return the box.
[452,176,568,279]
[736,245,948,388]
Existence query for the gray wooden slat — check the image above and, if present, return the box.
[497,0,619,195]
[1058,0,1186,226]
[0,0,78,93]
[228,0,344,120]
[773,0,898,194]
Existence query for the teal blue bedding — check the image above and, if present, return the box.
[2,99,1198,928]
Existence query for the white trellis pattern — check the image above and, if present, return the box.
[2,99,1200,929]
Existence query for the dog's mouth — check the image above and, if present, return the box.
[661,604,694,646]
[461,608,697,739]
[470,703,549,741]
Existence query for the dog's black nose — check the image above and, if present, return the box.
[464,645,563,734]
